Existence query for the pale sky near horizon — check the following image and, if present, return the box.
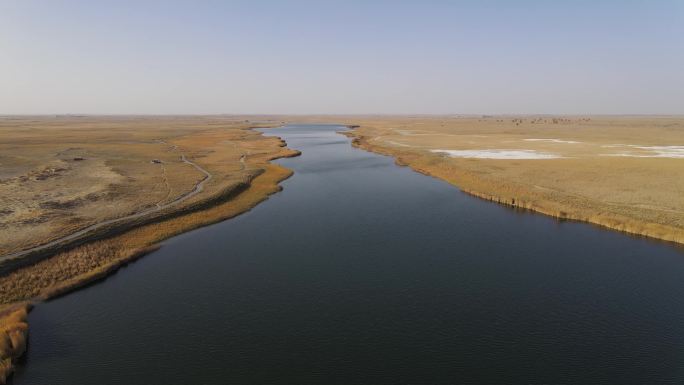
[1,0,682,115]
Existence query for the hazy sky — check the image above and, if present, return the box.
[1,0,682,115]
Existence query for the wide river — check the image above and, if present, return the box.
[12,124,684,384]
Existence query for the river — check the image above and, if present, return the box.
[12,124,684,384]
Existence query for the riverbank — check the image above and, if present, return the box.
[342,116,684,245]
[0,161,297,382]
[0,121,299,382]
[0,116,288,257]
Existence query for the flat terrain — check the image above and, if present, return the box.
[0,116,289,257]
[341,116,684,244]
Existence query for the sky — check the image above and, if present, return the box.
[1,0,682,115]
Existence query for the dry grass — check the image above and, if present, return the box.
[0,304,29,384]
[0,116,297,305]
[0,115,286,256]
[0,161,295,305]
[339,115,684,244]
[0,242,141,304]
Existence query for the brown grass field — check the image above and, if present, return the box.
[0,115,292,257]
[0,304,28,384]
[336,115,684,244]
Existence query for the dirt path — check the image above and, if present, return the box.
[154,163,171,209]
[0,154,212,264]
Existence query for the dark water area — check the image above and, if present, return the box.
[12,124,684,384]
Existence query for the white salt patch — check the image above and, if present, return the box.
[397,130,424,136]
[524,138,581,144]
[387,140,411,147]
[601,144,630,148]
[637,146,684,158]
[396,130,466,137]
[431,149,561,159]
[601,153,641,157]
[602,145,684,158]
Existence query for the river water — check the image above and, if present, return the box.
[12,124,684,384]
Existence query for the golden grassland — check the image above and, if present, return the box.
[336,115,684,244]
[0,115,296,382]
[0,162,294,305]
[0,115,288,256]
[0,305,28,384]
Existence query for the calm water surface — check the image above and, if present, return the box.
[12,124,684,384]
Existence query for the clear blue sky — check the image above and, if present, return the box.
[1,0,682,114]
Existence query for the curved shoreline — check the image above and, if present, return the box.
[0,154,213,271]
[345,128,684,247]
[0,129,300,384]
